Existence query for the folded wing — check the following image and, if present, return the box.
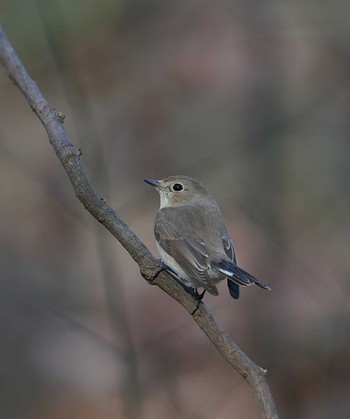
[155,208,219,295]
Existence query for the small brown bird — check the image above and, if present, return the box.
[144,176,270,299]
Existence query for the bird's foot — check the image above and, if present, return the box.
[184,288,206,315]
[144,260,178,284]
[141,260,164,283]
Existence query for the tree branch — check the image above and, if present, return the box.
[0,26,278,419]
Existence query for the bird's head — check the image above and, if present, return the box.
[144,175,209,208]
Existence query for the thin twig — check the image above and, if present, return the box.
[0,26,278,419]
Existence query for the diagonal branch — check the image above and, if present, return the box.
[0,26,278,419]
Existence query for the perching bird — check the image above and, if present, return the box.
[144,175,270,299]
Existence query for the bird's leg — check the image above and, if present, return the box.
[145,262,205,315]
[141,260,165,283]
[146,260,178,283]
[182,284,206,316]
[192,291,206,315]
[197,290,206,300]
[177,283,198,298]
[159,261,179,278]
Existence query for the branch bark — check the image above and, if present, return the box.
[0,26,278,419]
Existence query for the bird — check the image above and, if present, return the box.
[144,175,270,300]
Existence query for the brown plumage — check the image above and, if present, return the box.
[145,176,270,299]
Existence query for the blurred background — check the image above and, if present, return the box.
[1,1,350,418]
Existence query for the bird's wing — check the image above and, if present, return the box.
[221,233,240,299]
[155,208,218,294]
[220,231,271,291]
[222,233,236,263]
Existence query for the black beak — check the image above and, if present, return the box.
[144,178,161,187]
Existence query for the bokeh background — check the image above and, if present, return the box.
[1,1,350,418]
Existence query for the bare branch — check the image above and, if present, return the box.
[0,26,278,419]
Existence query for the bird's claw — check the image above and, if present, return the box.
[181,287,206,315]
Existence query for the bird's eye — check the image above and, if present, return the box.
[172,183,183,191]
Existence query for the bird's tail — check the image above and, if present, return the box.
[227,280,240,299]
[213,260,271,290]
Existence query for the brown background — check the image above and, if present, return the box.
[1,1,350,418]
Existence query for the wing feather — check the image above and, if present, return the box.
[222,234,236,263]
[155,207,217,292]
